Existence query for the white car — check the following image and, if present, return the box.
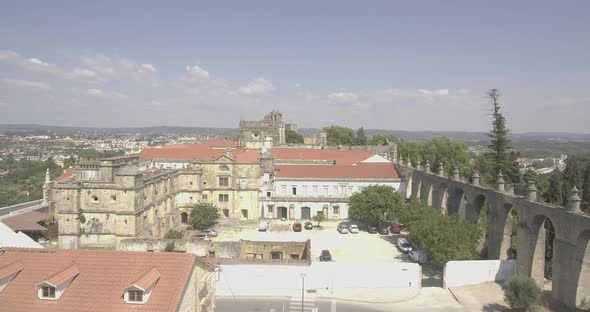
[348,224,359,233]
[397,237,413,253]
[204,229,217,237]
[259,221,269,232]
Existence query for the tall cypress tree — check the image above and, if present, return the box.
[581,162,590,213]
[544,169,563,205]
[561,155,581,205]
[486,89,520,183]
[355,127,367,145]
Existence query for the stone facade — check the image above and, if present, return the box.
[239,110,287,148]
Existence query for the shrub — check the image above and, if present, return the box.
[164,229,184,239]
[503,275,541,311]
[164,241,175,252]
[188,203,221,231]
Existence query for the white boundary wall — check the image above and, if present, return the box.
[217,262,421,297]
[443,259,517,288]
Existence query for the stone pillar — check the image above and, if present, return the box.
[550,237,581,309]
[471,171,480,186]
[424,160,431,173]
[526,181,537,201]
[407,156,412,168]
[438,162,444,176]
[416,158,422,171]
[566,186,581,213]
[496,171,505,192]
[452,168,460,181]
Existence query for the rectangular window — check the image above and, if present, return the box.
[323,186,329,196]
[267,205,273,213]
[219,194,229,202]
[281,185,287,195]
[202,194,208,200]
[348,186,353,195]
[219,177,229,187]
[292,186,297,195]
[42,286,56,298]
[333,186,338,196]
[266,191,271,197]
[128,289,143,302]
[340,185,346,195]
[333,206,340,215]
[313,186,318,196]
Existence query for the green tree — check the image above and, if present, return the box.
[402,201,481,266]
[348,185,404,225]
[421,137,471,177]
[312,213,325,227]
[485,89,520,184]
[562,154,581,205]
[164,229,184,239]
[285,129,304,144]
[544,169,563,205]
[188,203,220,231]
[164,241,175,252]
[323,125,355,146]
[368,134,398,146]
[503,275,541,311]
[354,127,367,145]
[582,162,590,213]
[397,141,424,166]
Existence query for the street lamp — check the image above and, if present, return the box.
[300,273,306,312]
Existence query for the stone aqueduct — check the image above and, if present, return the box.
[397,164,590,309]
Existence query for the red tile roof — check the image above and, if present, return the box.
[128,268,161,291]
[0,261,23,280]
[0,248,199,312]
[141,144,223,161]
[197,139,238,148]
[54,167,74,183]
[269,149,375,166]
[2,209,48,231]
[274,163,400,179]
[41,265,80,287]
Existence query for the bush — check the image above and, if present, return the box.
[188,203,221,231]
[164,241,175,252]
[164,229,184,239]
[503,275,541,311]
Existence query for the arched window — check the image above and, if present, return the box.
[181,212,188,224]
[219,165,229,172]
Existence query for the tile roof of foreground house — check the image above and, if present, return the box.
[274,163,400,179]
[0,248,199,312]
[269,148,375,166]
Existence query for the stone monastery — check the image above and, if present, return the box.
[45,111,400,249]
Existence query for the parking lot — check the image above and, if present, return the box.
[214,220,410,263]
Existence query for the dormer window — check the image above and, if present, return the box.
[128,289,143,302]
[41,286,56,299]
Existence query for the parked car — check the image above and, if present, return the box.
[409,250,429,264]
[378,224,389,235]
[292,222,302,232]
[397,237,413,253]
[204,229,217,237]
[348,224,359,233]
[319,249,332,262]
[337,223,349,234]
[258,221,269,232]
[304,221,313,230]
[390,223,401,234]
[367,224,378,234]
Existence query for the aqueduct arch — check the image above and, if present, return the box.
[397,165,590,309]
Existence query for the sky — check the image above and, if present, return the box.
[0,1,589,133]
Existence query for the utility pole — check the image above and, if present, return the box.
[301,273,306,312]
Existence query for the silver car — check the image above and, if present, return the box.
[337,223,349,234]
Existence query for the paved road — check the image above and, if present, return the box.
[0,199,45,218]
[215,296,468,312]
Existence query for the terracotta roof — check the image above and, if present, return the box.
[197,139,238,148]
[127,268,161,291]
[41,265,80,287]
[0,248,199,312]
[269,149,375,166]
[232,149,261,163]
[274,163,401,179]
[54,167,74,183]
[141,144,223,161]
[0,261,23,280]
[2,209,48,232]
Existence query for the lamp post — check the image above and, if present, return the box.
[301,273,306,312]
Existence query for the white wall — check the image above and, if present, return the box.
[273,180,400,198]
[443,260,517,288]
[217,262,420,297]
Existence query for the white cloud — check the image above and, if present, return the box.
[185,65,210,80]
[86,88,128,100]
[328,92,359,103]
[28,58,49,67]
[238,78,275,95]
[433,89,449,96]
[0,50,19,60]
[140,63,157,73]
[0,78,51,90]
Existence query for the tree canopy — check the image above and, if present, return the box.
[285,129,304,144]
[582,162,590,213]
[398,137,471,177]
[562,154,581,204]
[323,125,355,146]
[355,127,367,145]
[544,169,563,205]
[367,134,399,146]
[348,185,404,225]
[188,203,221,231]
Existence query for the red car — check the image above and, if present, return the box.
[390,223,401,234]
[292,222,302,232]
